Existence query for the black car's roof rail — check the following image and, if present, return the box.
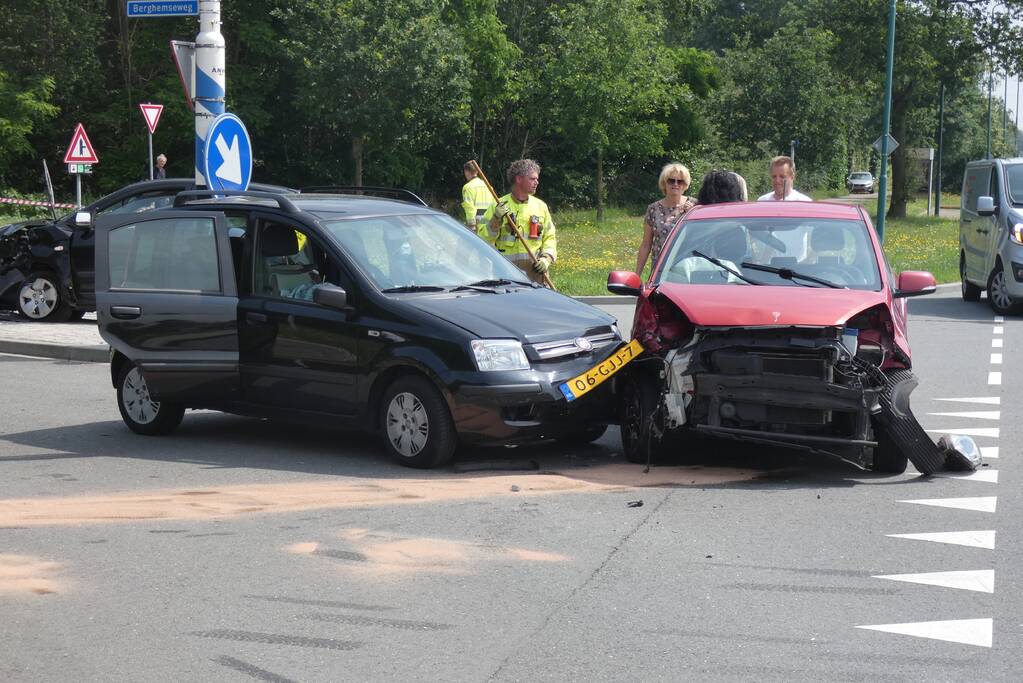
[299,185,428,207]
[173,189,300,213]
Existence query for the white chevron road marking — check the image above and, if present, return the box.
[924,427,999,438]
[935,470,999,483]
[933,396,1000,405]
[886,530,996,549]
[925,410,1000,420]
[872,569,994,593]
[856,619,992,647]
[898,497,997,513]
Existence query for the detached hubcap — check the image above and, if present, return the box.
[122,367,160,425]
[386,392,428,457]
[18,278,57,319]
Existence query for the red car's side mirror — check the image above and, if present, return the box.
[894,271,937,298]
[607,270,642,296]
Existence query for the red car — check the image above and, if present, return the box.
[606,201,944,474]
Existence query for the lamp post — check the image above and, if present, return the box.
[876,0,897,243]
[935,82,944,216]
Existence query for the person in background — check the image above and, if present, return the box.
[460,161,494,231]
[695,170,746,205]
[636,162,695,277]
[153,154,167,179]
[481,159,557,285]
[757,155,810,201]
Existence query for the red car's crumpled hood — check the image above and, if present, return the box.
[654,284,886,327]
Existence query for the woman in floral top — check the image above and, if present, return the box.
[636,163,696,277]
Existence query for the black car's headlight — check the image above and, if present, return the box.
[471,339,530,371]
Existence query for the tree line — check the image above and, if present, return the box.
[1,0,1021,219]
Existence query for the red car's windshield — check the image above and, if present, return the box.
[656,217,882,291]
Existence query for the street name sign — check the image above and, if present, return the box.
[63,123,99,165]
[126,1,198,17]
[203,113,253,192]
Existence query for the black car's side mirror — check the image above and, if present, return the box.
[313,284,351,310]
[74,211,92,229]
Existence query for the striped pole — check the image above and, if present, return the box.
[194,1,225,186]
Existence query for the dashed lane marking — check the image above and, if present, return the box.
[981,447,999,459]
[933,396,1000,405]
[992,338,1003,348]
[994,315,1005,323]
[898,497,997,513]
[856,618,993,648]
[886,530,996,550]
[993,326,1004,335]
[934,470,999,484]
[924,426,999,438]
[925,410,1000,420]
[991,353,1003,364]
[988,371,1002,385]
[872,569,994,593]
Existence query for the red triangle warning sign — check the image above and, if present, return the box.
[63,123,99,164]
[139,103,164,134]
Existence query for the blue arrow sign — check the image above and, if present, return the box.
[203,113,253,192]
[126,1,198,17]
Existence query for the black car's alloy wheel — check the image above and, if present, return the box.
[619,373,661,464]
[960,255,981,302]
[116,363,184,436]
[17,271,71,322]
[380,376,456,468]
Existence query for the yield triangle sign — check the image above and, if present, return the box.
[63,123,99,164]
[139,103,164,134]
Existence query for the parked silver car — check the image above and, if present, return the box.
[846,171,875,193]
[959,158,1023,314]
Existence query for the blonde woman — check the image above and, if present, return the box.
[636,163,695,276]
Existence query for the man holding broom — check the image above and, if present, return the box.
[479,159,557,285]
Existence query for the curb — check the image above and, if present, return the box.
[0,340,109,363]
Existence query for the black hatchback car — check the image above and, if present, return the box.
[91,190,622,467]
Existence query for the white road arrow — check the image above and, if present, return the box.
[872,569,994,593]
[857,618,992,647]
[214,133,242,184]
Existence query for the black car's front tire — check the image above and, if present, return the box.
[116,363,184,435]
[380,376,457,468]
[619,372,662,464]
[17,271,71,322]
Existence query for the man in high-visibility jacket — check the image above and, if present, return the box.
[479,158,557,285]
[461,161,494,231]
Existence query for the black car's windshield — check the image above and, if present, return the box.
[1006,164,1023,205]
[321,213,525,291]
[657,217,882,290]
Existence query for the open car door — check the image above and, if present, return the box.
[94,210,239,401]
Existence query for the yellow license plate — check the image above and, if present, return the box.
[558,339,644,402]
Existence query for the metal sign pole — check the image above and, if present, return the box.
[75,174,82,209]
[194,1,225,187]
[875,0,897,243]
[42,160,57,220]
[148,131,154,180]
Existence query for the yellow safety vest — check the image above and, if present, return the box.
[480,193,557,264]
[461,177,494,226]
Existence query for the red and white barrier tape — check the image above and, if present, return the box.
[1,196,75,209]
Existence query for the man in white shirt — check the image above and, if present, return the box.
[757,155,811,201]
